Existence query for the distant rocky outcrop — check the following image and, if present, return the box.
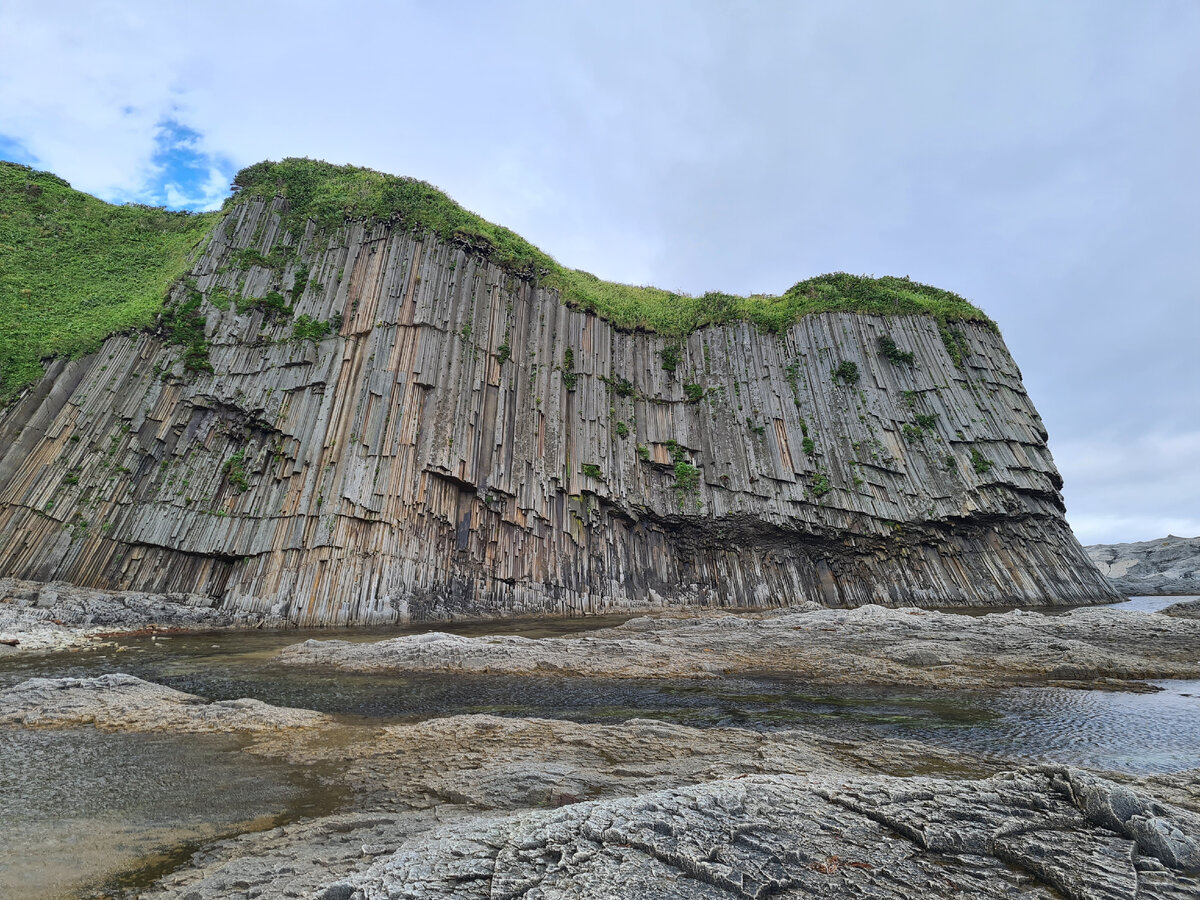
[0,162,1117,622]
[1085,535,1200,595]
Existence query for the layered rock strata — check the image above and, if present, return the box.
[0,194,1117,622]
[323,769,1200,900]
[1086,535,1200,595]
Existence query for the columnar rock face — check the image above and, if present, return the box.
[0,196,1117,623]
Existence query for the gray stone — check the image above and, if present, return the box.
[1086,535,1200,595]
[278,602,1200,688]
[0,196,1116,624]
[0,673,330,732]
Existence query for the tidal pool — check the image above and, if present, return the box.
[2,599,1197,896]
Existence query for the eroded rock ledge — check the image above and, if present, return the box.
[278,602,1200,689]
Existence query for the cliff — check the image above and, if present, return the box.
[0,160,1118,623]
[1085,535,1200,595]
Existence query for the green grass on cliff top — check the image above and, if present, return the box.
[0,155,992,403]
[232,158,994,335]
[0,161,218,402]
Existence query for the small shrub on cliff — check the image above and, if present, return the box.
[683,382,705,403]
[615,421,629,438]
[223,450,250,492]
[561,348,578,390]
[810,473,832,497]
[581,463,603,480]
[292,315,332,342]
[832,360,859,385]
[660,343,681,373]
[970,448,994,474]
[877,335,914,365]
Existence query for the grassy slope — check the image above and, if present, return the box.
[231,158,995,335]
[0,162,218,402]
[0,155,993,402]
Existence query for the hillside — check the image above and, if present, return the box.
[0,162,219,403]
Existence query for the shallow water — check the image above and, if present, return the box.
[0,728,333,899]
[2,599,1197,896]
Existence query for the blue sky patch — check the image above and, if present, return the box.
[137,119,235,212]
[0,134,40,169]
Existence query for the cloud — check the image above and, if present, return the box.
[0,0,1197,544]
[1055,431,1200,544]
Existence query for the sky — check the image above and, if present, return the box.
[1,0,1196,544]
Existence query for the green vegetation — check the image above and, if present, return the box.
[161,285,213,373]
[615,421,629,438]
[222,449,250,492]
[237,290,290,318]
[496,342,511,364]
[970,448,994,474]
[877,334,915,365]
[663,439,701,508]
[292,314,332,342]
[561,348,577,390]
[601,374,636,397]
[636,443,650,461]
[2,156,994,406]
[901,424,925,443]
[0,162,218,402]
[810,473,832,497]
[940,324,971,367]
[232,160,993,338]
[660,342,681,372]
[832,360,860,385]
[581,463,603,480]
[683,382,705,403]
[802,436,816,456]
[914,412,940,430]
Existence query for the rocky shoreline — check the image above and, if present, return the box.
[1,671,1198,898]
[4,590,1200,897]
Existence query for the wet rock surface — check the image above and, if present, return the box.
[279,602,1200,688]
[0,673,329,732]
[1162,598,1200,619]
[1086,535,1200,595]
